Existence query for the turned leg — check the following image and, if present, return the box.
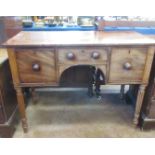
[31,88,38,104]
[133,85,146,126]
[120,85,125,99]
[16,87,28,133]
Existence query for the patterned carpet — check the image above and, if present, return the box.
[13,87,155,138]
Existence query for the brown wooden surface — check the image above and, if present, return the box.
[4,31,155,132]
[0,58,18,137]
[133,85,146,125]
[0,59,17,122]
[135,35,155,129]
[3,31,155,47]
[15,48,56,83]
[152,85,155,99]
[109,47,147,83]
[0,17,22,45]
[141,53,155,118]
[58,47,107,65]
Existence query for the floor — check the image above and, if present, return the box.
[13,86,155,138]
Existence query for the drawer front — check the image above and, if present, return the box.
[109,47,147,83]
[15,48,56,83]
[58,47,108,65]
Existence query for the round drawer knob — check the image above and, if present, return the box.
[32,63,40,71]
[92,52,100,59]
[66,52,75,60]
[123,62,132,70]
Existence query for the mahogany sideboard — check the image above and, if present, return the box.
[3,31,155,133]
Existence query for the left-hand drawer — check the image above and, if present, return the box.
[15,48,56,83]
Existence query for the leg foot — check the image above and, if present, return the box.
[21,118,28,133]
[16,87,28,133]
[133,114,139,125]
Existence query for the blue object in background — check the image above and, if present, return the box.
[104,26,155,35]
[23,23,155,35]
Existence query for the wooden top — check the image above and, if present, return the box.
[3,31,155,47]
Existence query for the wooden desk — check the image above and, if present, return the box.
[3,31,155,133]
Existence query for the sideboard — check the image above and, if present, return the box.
[3,31,155,133]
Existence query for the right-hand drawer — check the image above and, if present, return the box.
[109,47,147,83]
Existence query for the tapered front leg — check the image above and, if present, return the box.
[133,85,146,126]
[16,87,28,133]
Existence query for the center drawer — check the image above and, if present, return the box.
[15,48,56,83]
[58,47,108,65]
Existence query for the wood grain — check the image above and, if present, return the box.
[109,47,147,84]
[58,47,107,65]
[16,87,28,133]
[134,85,146,125]
[15,48,56,83]
[7,48,20,87]
[142,46,155,84]
[148,100,155,117]
[152,85,155,99]
[4,31,155,132]
[3,31,155,47]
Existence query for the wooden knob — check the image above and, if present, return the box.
[123,62,132,70]
[32,63,40,71]
[92,52,100,59]
[66,52,75,60]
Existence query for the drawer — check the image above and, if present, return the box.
[58,47,108,65]
[109,47,147,83]
[15,48,56,83]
